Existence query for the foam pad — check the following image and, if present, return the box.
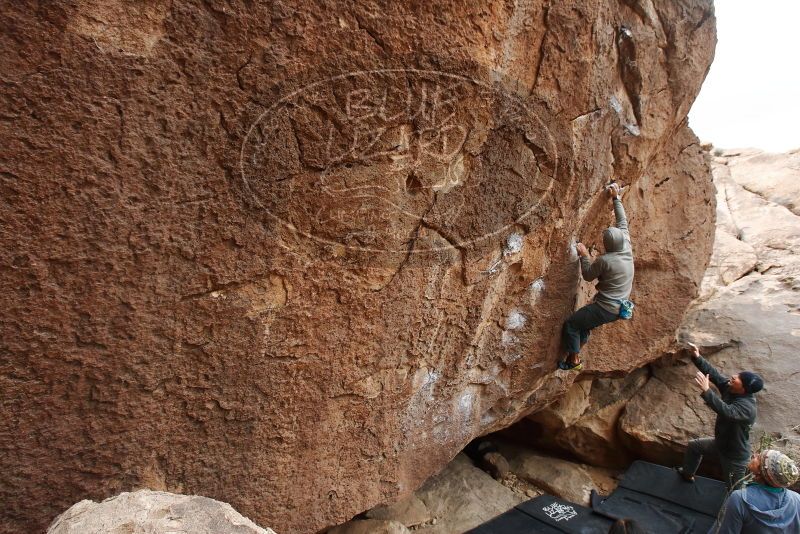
[616,460,728,515]
[517,495,615,532]
[468,461,729,534]
[467,495,613,533]
[590,460,728,534]
[592,487,715,533]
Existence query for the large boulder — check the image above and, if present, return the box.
[0,1,715,532]
[47,490,275,534]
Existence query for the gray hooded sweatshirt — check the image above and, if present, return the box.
[579,198,634,314]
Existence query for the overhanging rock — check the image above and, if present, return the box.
[1,1,715,532]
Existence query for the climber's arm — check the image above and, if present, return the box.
[579,254,605,282]
[691,350,730,390]
[613,198,628,232]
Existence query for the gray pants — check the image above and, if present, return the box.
[561,303,618,354]
[682,437,749,489]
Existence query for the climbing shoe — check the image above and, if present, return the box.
[675,467,695,483]
[558,360,583,371]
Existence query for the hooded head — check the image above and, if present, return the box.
[603,227,625,252]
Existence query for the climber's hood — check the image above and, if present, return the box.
[603,227,625,252]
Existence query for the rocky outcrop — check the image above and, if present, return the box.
[47,490,275,534]
[336,453,523,534]
[514,148,800,478]
[0,2,715,533]
[525,369,649,468]
[402,454,525,533]
[618,362,714,465]
[495,442,614,506]
[722,148,800,216]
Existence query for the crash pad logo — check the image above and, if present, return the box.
[240,69,557,253]
[543,502,577,522]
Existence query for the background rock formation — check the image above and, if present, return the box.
[519,149,800,484]
[0,1,715,532]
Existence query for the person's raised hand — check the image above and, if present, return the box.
[694,371,710,392]
[576,242,589,257]
[687,342,701,360]
[607,182,620,199]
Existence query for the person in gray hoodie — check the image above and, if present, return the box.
[711,449,800,534]
[559,182,634,371]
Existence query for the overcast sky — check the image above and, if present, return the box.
[688,0,800,152]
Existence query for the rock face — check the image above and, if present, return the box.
[526,369,649,468]
[335,453,523,533]
[516,149,800,479]
[0,2,715,533]
[495,442,598,506]
[377,453,524,534]
[47,490,275,534]
[722,148,800,216]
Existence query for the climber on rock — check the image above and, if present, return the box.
[710,449,800,533]
[559,181,634,371]
[677,342,763,490]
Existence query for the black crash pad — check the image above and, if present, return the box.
[518,496,615,533]
[468,495,613,534]
[469,461,729,534]
[617,460,728,516]
[591,460,728,534]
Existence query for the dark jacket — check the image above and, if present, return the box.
[694,356,757,461]
[579,198,635,314]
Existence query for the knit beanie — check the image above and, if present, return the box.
[759,450,800,488]
[739,371,763,394]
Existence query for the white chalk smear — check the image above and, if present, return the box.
[610,96,623,115]
[505,309,527,330]
[504,232,524,255]
[501,330,518,346]
[625,123,641,136]
[529,277,545,295]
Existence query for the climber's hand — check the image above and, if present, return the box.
[694,371,710,392]
[687,342,701,360]
[576,243,589,258]
[607,182,621,199]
